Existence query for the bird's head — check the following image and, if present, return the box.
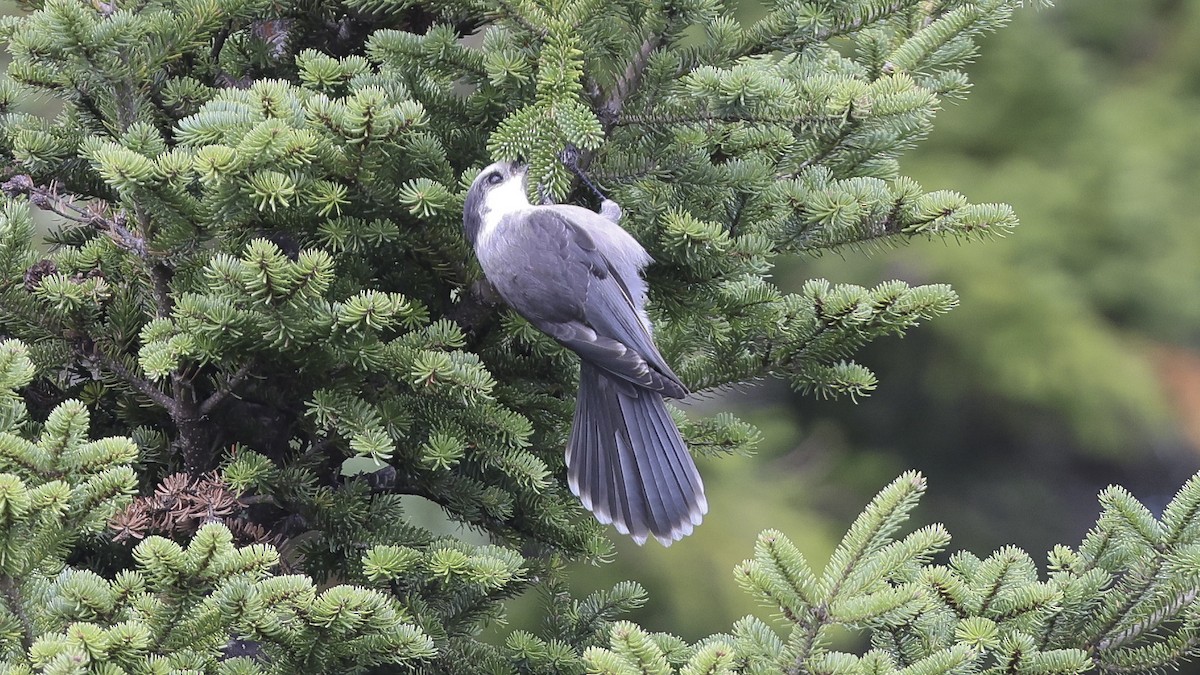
[463,161,530,248]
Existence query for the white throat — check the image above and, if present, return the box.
[478,175,531,250]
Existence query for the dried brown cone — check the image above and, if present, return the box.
[224,518,280,548]
[111,471,250,542]
[24,259,57,292]
[110,500,151,543]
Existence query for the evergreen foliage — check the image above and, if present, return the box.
[0,339,434,672]
[0,0,1192,673]
[587,472,1200,675]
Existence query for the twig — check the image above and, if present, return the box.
[560,145,608,201]
[738,0,907,59]
[728,193,749,238]
[494,0,548,37]
[0,176,148,256]
[599,36,662,132]
[615,110,830,128]
[89,346,176,412]
[131,205,174,318]
[199,363,253,417]
[0,576,33,653]
[210,24,230,63]
[1096,587,1200,652]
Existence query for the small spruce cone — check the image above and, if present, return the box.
[23,259,57,292]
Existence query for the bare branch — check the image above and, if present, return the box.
[1,176,148,256]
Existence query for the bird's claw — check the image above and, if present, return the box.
[560,144,608,203]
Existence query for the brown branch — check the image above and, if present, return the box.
[148,262,174,319]
[738,0,908,59]
[210,24,231,63]
[599,36,662,132]
[493,0,548,37]
[615,110,831,128]
[1,176,148,256]
[129,206,174,319]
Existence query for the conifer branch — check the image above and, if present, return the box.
[794,115,862,175]
[1086,569,1164,649]
[494,0,548,37]
[615,111,829,128]
[210,24,231,63]
[198,363,253,417]
[148,262,174,319]
[89,344,176,411]
[728,193,750,238]
[1095,588,1199,651]
[174,390,212,476]
[0,576,33,653]
[0,175,148,256]
[0,2,1146,673]
[113,77,138,133]
[832,0,910,39]
[787,610,831,675]
[739,0,910,58]
[71,88,109,132]
[600,36,662,131]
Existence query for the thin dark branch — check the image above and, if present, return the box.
[130,205,175,319]
[1,176,148,256]
[199,363,253,417]
[738,0,908,59]
[599,36,661,132]
[113,63,138,134]
[728,193,749,238]
[793,116,860,175]
[493,0,548,37]
[590,158,662,185]
[615,110,831,128]
[238,494,280,507]
[785,609,829,675]
[90,346,176,412]
[70,88,110,134]
[148,263,174,319]
[0,576,33,653]
[210,25,230,63]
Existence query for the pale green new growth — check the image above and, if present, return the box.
[587,471,1200,675]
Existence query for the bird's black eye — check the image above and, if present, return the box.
[485,171,503,186]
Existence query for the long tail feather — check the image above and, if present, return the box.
[567,364,707,545]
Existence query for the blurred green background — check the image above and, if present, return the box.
[527,0,1200,643]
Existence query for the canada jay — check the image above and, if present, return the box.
[463,161,707,545]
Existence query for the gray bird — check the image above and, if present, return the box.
[462,161,707,545]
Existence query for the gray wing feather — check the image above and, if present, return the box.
[487,209,687,399]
